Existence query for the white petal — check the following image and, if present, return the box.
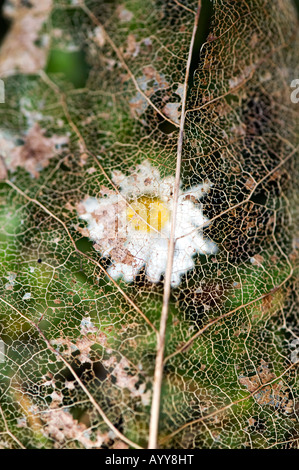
[126,234,151,260]
[171,248,194,286]
[81,197,100,213]
[190,233,218,254]
[113,160,162,197]
[171,254,194,287]
[175,235,197,257]
[170,272,181,287]
[177,200,208,229]
[158,175,176,200]
[146,238,168,283]
[88,222,105,243]
[108,257,144,283]
[182,181,212,200]
[107,263,125,280]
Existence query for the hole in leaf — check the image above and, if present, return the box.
[46,49,91,89]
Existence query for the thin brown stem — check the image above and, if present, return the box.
[148,1,202,450]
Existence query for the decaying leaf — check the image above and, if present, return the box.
[42,408,110,448]
[0,123,69,178]
[0,0,52,76]
[0,0,298,451]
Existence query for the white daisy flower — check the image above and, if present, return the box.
[76,160,217,287]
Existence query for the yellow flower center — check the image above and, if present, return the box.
[126,196,170,232]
